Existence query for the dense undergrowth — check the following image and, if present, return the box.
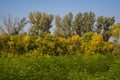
[0,54,120,80]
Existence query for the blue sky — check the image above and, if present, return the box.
[0,0,120,23]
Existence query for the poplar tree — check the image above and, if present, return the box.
[54,12,73,38]
[82,12,95,35]
[72,12,83,36]
[54,15,63,37]
[96,16,115,41]
[73,12,95,36]
[62,12,73,38]
[29,11,53,36]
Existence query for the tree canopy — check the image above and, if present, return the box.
[29,11,53,36]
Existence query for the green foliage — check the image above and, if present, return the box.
[0,54,120,80]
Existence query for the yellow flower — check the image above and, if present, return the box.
[23,35,30,42]
[71,35,81,42]
[58,37,66,42]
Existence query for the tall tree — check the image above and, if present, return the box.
[29,11,53,36]
[73,12,95,36]
[54,15,63,37]
[96,16,115,41]
[54,12,73,38]
[82,12,95,35]
[0,15,27,35]
[72,12,83,36]
[62,12,73,38]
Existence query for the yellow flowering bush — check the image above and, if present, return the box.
[0,32,116,56]
[71,35,82,42]
[85,34,115,55]
[85,34,104,55]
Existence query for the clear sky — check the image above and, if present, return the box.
[0,0,120,23]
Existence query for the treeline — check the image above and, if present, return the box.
[0,11,120,57]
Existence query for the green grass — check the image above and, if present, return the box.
[0,54,120,80]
